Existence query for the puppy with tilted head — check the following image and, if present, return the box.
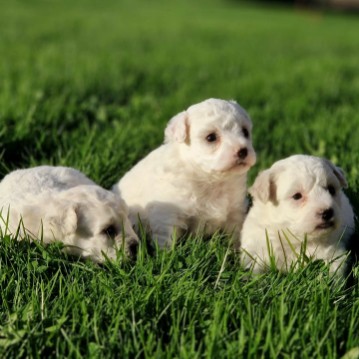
[0,166,139,262]
[113,98,256,247]
[240,155,355,275]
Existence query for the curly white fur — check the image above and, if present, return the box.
[113,98,256,247]
[0,166,139,262]
[240,155,355,275]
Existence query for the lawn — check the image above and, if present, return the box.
[0,0,359,357]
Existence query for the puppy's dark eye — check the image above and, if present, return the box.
[206,133,217,142]
[328,185,336,196]
[102,225,118,239]
[242,127,249,139]
[292,193,302,200]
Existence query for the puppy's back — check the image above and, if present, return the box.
[0,166,95,198]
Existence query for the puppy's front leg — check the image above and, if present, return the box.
[147,206,187,248]
[149,220,186,248]
[327,255,348,277]
[225,211,247,248]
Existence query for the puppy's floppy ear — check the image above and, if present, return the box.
[47,204,79,237]
[164,111,189,143]
[249,169,277,203]
[12,205,40,236]
[333,166,348,188]
[324,159,348,188]
[61,205,78,236]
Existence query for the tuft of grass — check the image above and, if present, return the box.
[0,0,358,357]
[1,235,358,358]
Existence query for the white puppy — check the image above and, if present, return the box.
[240,155,355,275]
[0,166,139,262]
[113,98,256,247]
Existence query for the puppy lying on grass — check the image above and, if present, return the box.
[0,166,139,262]
[240,155,355,275]
[113,98,256,247]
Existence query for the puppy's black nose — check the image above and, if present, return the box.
[321,208,334,222]
[128,240,139,259]
[237,148,248,159]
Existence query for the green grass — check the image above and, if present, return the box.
[0,0,359,357]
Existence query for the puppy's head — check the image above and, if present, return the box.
[164,98,256,174]
[250,155,351,240]
[47,185,139,261]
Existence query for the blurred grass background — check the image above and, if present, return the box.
[1,0,359,186]
[0,0,359,357]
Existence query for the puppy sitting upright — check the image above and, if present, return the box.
[0,166,139,262]
[240,155,355,275]
[113,98,256,247]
